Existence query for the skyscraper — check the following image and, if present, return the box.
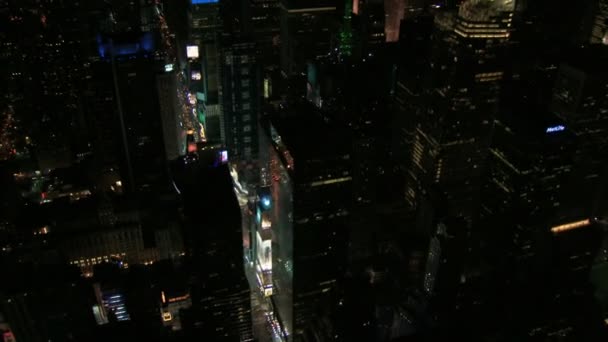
[87,32,170,193]
[259,102,352,339]
[590,0,608,45]
[248,0,282,66]
[352,0,386,53]
[221,40,261,162]
[551,47,608,217]
[157,68,185,161]
[402,0,514,219]
[191,0,222,100]
[384,0,405,42]
[80,0,182,194]
[280,0,339,75]
[175,158,253,341]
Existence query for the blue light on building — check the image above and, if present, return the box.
[192,0,218,4]
[546,125,566,133]
[97,32,156,59]
[103,292,130,321]
[261,196,271,209]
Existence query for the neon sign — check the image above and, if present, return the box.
[546,125,565,133]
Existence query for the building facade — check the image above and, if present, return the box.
[402,0,514,219]
[259,104,352,339]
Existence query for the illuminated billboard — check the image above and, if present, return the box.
[187,142,197,153]
[164,64,174,72]
[191,71,202,81]
[186,45,199,59]
[256,232,272,271]
[220,150,228,163]
[196,92,206,102]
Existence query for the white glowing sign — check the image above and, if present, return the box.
[188,93,197,105]
[546,125,565,133]
[164,64,174,72]
[256,232,272,271]
[186,45,199,58]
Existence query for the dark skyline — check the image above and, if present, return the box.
[1,1,608,341]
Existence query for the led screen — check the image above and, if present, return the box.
[186,45,199,58]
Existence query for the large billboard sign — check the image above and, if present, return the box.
[186,45,199,59]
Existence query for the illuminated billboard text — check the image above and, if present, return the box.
[546,125,565,133]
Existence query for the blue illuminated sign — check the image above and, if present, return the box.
[192,0,218,4]
[546,125,565,133]
[97,32,156,59]
[261,196,271,209]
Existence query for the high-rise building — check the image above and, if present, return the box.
[551,47,608,217]
[401,0,514,219]
[79,0,183,194]
[87,34,170,193]
[259,102,352,339]
[392,11,434,173]
[590,0,608,45]
[248,0,282,67]
[157,70,185,161]
[384,0,405,42]
[191,0,222,100]
[221,40,261,162]
[173,150,252,341]
[352,0,385,52]
[280,0,339,75]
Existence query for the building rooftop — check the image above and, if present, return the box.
[266,101,351,163]
[458,0,515,22]
[282,0,337,10]
[561,46,608,76]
